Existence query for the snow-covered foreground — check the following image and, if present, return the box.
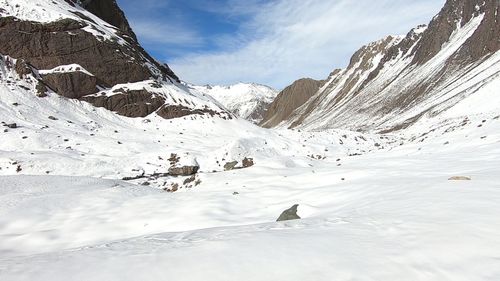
[2,67,500,280]
[1,115,500,280]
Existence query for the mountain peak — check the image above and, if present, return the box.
[76,0,138,42]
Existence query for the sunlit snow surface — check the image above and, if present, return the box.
[1,59,500,280]
[1,1,500,279]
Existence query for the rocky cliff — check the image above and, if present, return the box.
[0,0,228,120]
[264,0,500,132]
[260,78,324,128]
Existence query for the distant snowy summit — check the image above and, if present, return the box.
[189,83,278,123]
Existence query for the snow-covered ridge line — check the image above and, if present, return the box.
[189,82,278,123]
[38,64,94,76]
[0,0,126,44]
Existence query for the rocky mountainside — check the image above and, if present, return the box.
[264,0,500,132]
[190,83,278,123]
[260,78,324,128]
[0,0,230,120]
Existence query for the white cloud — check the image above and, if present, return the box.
[131,20,204,46]
[169,0,445,89]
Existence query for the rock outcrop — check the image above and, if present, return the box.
[77,0,138,41]
[168,166,199,177]
[276,204,301,222]
[260,78,324,128]
[0,0,229,121]
[42,72,98,99]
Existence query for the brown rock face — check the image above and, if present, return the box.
[0,17,156,87]
[156,105,228,120]
[78,0,138,42]
[260,78,323,128]
[80,89,166,118]
[42,72,98,99]
[412,0,499,65]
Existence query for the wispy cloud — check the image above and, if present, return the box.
[131,20,204,47]
[168,0,445,88]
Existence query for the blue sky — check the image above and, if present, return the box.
[117,0,446,89]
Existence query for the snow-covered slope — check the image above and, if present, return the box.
[1,0,500,280]
[3,39,500,279]
[0,0,231,120]
[190,83,278,123]
[1,104,500,280]
[268,0,500,132]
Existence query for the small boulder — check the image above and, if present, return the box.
[224,161,238,171]
[36,81,48,97]
[4,123,17,129]
[242,157,254,168]
[168,165,199,176]
[448,176,471,181]
[276,204,301,222]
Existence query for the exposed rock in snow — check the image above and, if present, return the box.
[276,204,301,221]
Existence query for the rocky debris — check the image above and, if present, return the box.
[242,157,254,168]
[48,116,58,121]
[183,175,196,185]
[448,176,472,181]
[14,59,32,78]
[168,166,199,177]
[276,204,301,222]
[164,183,179,193]
[168,153,180,165]
[260,78,324,128]
[35,81,48,97]
[224,161,238,171]
[2,123,17,129]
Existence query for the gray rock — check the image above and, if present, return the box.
[168,165,199,176]
[276,204,301,222]
[224,161,238,171]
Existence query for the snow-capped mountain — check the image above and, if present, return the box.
[1,0,500,280]
[190,83,278,123]
[0,0,230,120]
[264,0,500,132]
